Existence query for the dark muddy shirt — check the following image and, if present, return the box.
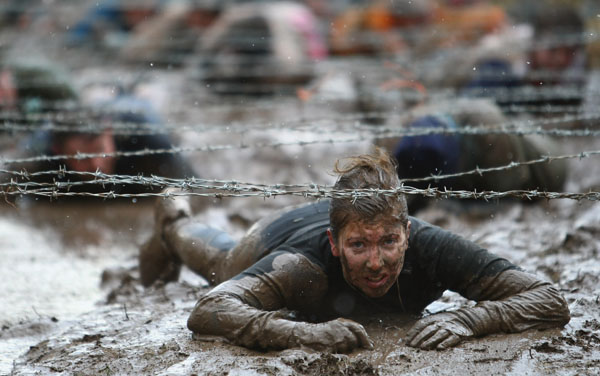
[231,200,517,319]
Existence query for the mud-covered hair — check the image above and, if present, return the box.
[329,148,408,242]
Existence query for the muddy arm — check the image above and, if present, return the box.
[187,252,372,352]
[455,269,570,333]
[407,269,570,349]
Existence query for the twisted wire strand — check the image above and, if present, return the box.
[0,102,589,133]
[2,147,599,200]
[2,121,600,167]
[0,110,598,140]
[3,182,598,202]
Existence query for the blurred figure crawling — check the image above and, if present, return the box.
[520,3,587,111]
[0,60,194,198]
[0,58,77,112]
[197,1,327,95]
[456,2,588,116]
[378,98,567,212]
[329,0,507,57]
[67,0,220,66]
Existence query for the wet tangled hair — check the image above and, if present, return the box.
[329,148,408,242]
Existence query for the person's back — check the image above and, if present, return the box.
[382,99,567,211]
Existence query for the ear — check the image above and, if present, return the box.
[327,228,340,257]
[406,220,411,240]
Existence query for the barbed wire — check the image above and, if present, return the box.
[5,75,589,104]
[2,121,599,168]
[2,180,598,202]
[1,107,599,139]
[2,147,599,201]
[0,101,589,130]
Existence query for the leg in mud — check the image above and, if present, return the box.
[139,188,241,286]
[139,190,279,286]
[141,197,325,286]
[165,207,292,285]
[162,217,237,285]
[139,189,196,287]
[170,202,316,284]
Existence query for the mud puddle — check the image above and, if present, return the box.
[3,192,599,375]
[0,200,154,375]
[2,135,600,375]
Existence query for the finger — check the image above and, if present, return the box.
[420,329,451,350]
[341,328,359,353]
[328,323,357,353]
[437,333,462,350]
[345,322,373,350]
[408,322,438,347]
[405,317,434,340]
[333,329,358,353]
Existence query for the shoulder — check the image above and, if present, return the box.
[408,216,456,243]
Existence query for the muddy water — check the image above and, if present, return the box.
[2,86,600,374]
[2,27,600,375]
[0,200,154,375]
[2,140,600,375]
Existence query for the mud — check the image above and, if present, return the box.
[2,3,600,374]
[3,143,599,375]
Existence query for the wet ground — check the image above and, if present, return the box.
[2,131,599,375]
[2,4,600,374]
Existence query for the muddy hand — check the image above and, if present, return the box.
[293,318,373,353]
[405,313,474,350]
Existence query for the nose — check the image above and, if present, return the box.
[366,247,384,271]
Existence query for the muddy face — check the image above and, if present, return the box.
[53,129,117,175]
[328,220,410,298]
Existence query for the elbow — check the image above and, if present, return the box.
[187,301,207,334]
[186,307,203,334]
[187,295,221,335]
[535,283,570,328]
[551,286,571,327]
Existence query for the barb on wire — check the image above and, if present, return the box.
[1,102,598,138]
[2,182,599,202]
[2,147,600,201]
[2,121,600,167]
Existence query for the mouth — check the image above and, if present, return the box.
[365,274,389,289]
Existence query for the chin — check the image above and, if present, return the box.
[362,286,391,298]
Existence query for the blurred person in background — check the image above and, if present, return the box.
[526,4,586,98]
[0,62,195,197]
[67,0,220,66]
[329,0,433,56]
[197,1,327,96]
[378,98,567,212]
[0,58,78,112]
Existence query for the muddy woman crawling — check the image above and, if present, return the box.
[139,148,570,353]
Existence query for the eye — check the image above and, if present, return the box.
[350,241,364,249]
[381,237,398,247]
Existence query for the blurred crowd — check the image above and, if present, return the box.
[0,0,598,208]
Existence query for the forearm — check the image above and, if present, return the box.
[187,252,371,352]
[187,286,372,352]
[407,270,570,349]
[453,280,570,336]
[187,290,299,350]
